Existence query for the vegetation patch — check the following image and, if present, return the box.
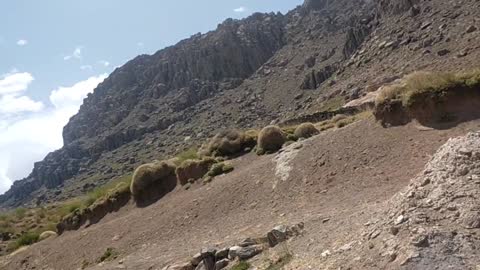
[231,261,251,270]
[374,69,480,126]
[199,129,257,158]
[10,232,40,251]
[130,161,177,205]
[98,247,119,263]
[319,96,345,112]
[257,125,287,155]
[207,162,234,177]
[294,123,319,139]
[175,148,199,165]
[176,157,217,185]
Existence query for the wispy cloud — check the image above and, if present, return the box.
[16,39,28,46]
[63,46,83,61]
[98,60,110,67]
[234,6,247,13]
[137,42,144,47]
[80,65,93,71]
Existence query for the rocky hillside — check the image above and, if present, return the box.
[2,0,479,208]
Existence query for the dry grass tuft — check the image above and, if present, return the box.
[376,69,480,107]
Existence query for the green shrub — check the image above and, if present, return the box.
[257,125,286,154]
[13,232,40,249]
[199,129,246,157]
[176,158,216,185]
[231,261,251,270]
[98,247,118,262]
[175,148,199,164]
[130,161,177,202]
[207,162,234,177]
[294,123,319,139]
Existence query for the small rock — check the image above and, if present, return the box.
[267,225,288,247]
[214,259,229,270]
[411,234,429,247]
[420,22,432,30]
[395,215,407,225]
[238,238,257,247]
[437,49,450,56]
[466,25,477,33]
[215,247,229,260]
[321,250,331,257]
[191,253,202,266]
[228,245,263,260]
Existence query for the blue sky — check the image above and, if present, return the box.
[0,0,303,193]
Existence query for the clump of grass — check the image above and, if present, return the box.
[10,232,40,250]
[98,247,118,263]
[231,261,251,270]
[319,96,345,112]
[314,111,371,131]
[83,174,132,208]
[376,69,480,108]
[14,208,27,219]
[130,161,176,203]
[294,123,319,139]
[257,125,287,155]
[175,148,199,164]
[207,162,234,177]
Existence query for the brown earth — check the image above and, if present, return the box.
[2,116,480,270]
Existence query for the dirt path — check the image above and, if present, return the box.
[2,117,480,270]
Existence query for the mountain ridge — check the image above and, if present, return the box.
[2,0,479,208]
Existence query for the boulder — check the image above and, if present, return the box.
[215,247,230,260]
[267,225,288,247]
[214,259,229,270]
[228,245,263,260]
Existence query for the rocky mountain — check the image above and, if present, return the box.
[1,0,479,208]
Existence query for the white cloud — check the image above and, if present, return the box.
[0,95,43,114]
[98,60,110,67]
[50,74,106,109]
[63,46,83,60]
[0,72,34,95]
[80,65,93,71]
[0,73,107,194]
[16,39,28,46]
[137,42,144,47]
[0,72,42,115]
[234,6,247,12]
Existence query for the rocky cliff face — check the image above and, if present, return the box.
[2,0,479,207]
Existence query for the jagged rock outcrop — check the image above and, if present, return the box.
[5,0,476,208]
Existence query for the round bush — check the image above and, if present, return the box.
[130,161,177,204]
[294,123,319,139]
[175,158,216,185]
[257,125,286,154]
[199,130,246,157]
